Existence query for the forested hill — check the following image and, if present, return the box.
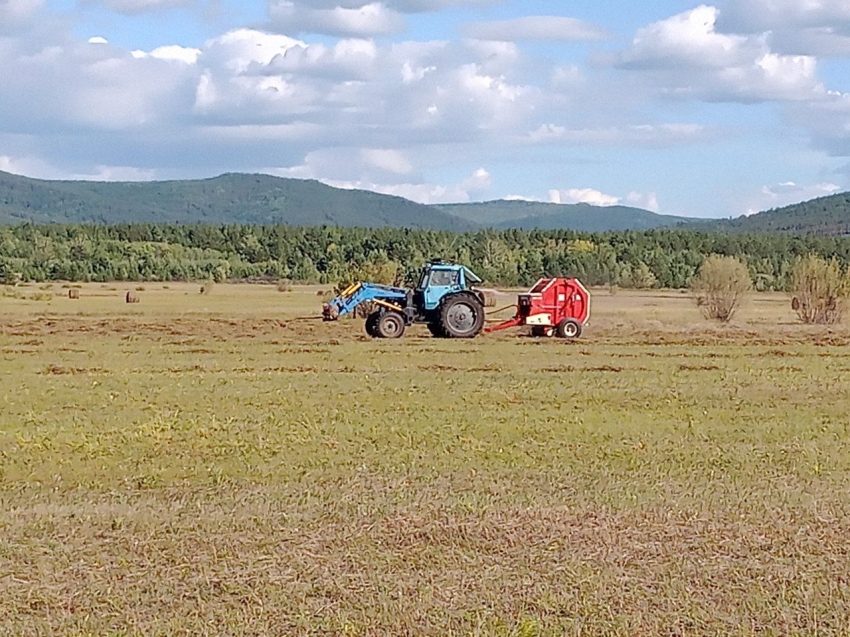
[708,192,850,235]
[5,169,850,235]
[0,171,475,231]
[436,200,693,231]
[0,170,689,232]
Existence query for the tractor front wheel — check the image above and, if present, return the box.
[556,318,582,339]
[439,293,485,339]
[365,311,381,338]
[376,312,406,339]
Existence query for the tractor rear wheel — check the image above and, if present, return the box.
[376,312,406,339]
[365,311,381,338]
[556,318,582,339]
[439,293,485,339]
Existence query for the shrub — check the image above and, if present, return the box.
[790,255,850,324]
[277,279,293,293]
[691,255,752,322]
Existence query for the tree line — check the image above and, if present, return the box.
[3,223,850,290]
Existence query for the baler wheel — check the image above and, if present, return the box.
[376,312,406,339]
[556,318,582,339]
[365,311,381,338]
[440,293,485,338]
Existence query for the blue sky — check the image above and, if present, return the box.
[2,0,850,218]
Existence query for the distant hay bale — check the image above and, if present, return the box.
[316,290,325,297]
[125,291,140,304]
[475,289,498,308]
[68,289,80,299]
[201,280,214,295]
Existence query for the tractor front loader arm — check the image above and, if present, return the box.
[322,282,408,321]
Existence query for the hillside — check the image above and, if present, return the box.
[0,171,475,231]
[708,192,850,235]
[16,170,850,235]
[438,200,692,232]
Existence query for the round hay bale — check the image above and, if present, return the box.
[481,291,498,308]
[791,296,800,311]
[316,290,325,297]
[474,289,499,307]
[68,289,80,299]
[125,291,140,304]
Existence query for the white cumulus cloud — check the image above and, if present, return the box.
[546,188,659,211]
[268,1,405,37]
[0,0,43,32]
[615,5,825,102]
[527,123,706,146]
[549,188,620,207]
[718,0,850,33]
[626,191,660,212]
[132,44,202,64]
[462,16,607,42]
[324,170,492,204]
[361,148,413,174]
[716,0,850,57]
[80,0,195,14]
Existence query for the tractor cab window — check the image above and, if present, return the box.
[429,269,459,287]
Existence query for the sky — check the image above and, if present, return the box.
[1,0,850,218]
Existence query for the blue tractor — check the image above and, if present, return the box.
[322,260,488,339]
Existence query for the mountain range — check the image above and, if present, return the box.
[1,170,849,235]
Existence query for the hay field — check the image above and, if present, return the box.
[2,282,850,636]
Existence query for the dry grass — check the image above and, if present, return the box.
[1,284,850,635]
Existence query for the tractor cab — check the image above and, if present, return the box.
[415,261,482,311]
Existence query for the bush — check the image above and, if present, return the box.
[691,255,752,322]
[790,255,850,324]
[277,279,293,293]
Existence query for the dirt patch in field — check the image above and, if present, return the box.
[5,313,850,349]
[0,317,304,341]
[418,365,503,372]
[540,365,648,373]
[40,365,106,375]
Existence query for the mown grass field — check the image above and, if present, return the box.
[2,282,850,636]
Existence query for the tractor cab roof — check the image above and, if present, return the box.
[423,261,483,285]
